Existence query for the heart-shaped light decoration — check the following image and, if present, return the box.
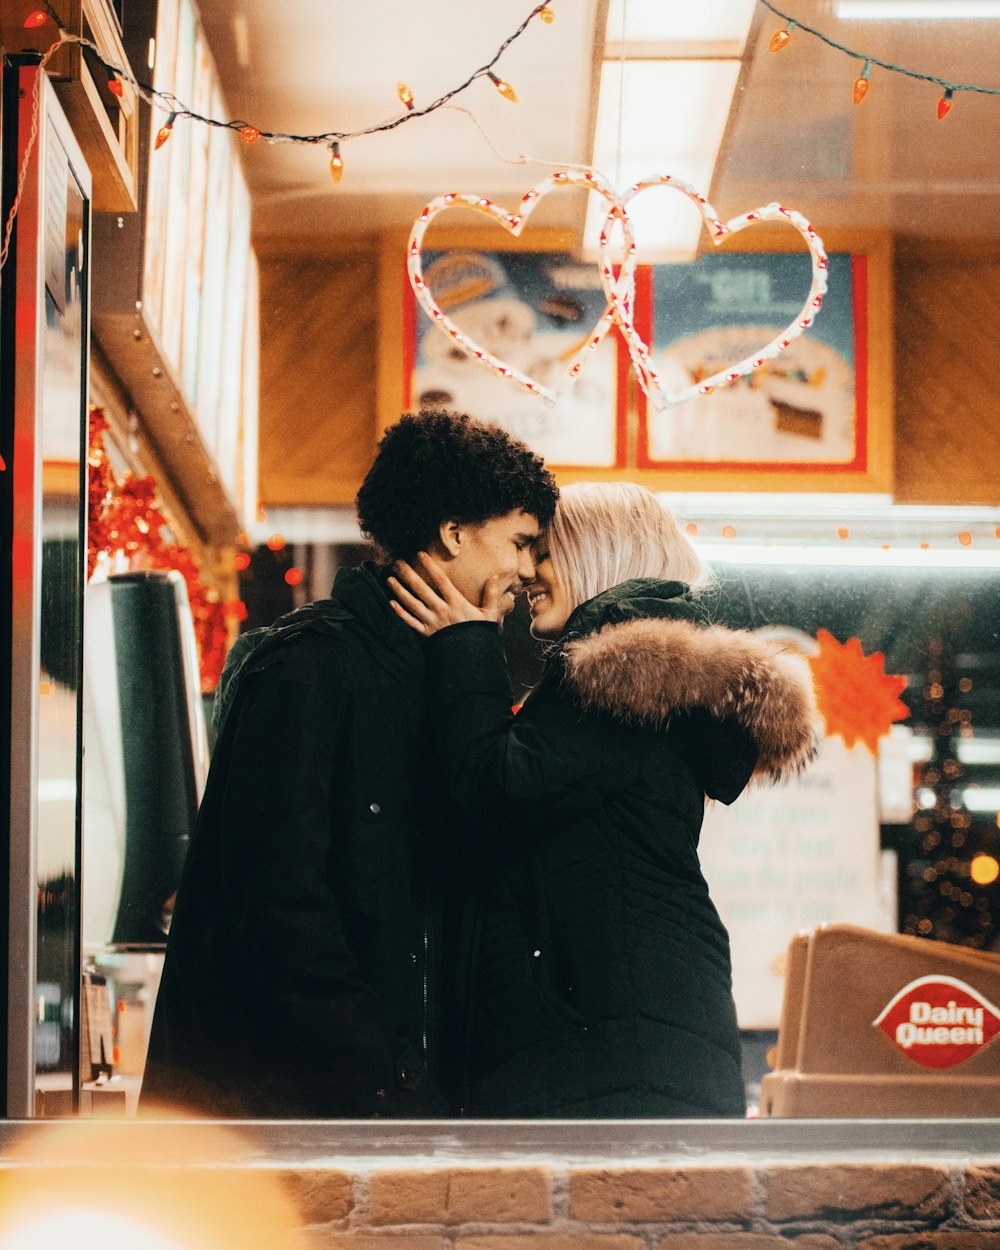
[407,169,637,406]
[598,173,829,410]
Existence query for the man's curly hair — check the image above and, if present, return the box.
[357,410,558,562]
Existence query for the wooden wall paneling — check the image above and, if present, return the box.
[894,249,1000,505]
[258,252,378,507]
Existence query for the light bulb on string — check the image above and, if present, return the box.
[769,21,796,52]
[938,87,954,119]
[397,81,415,111]
[154,110,177,150]
[487,70,518,103]
[106,66,124,97]
[329,140,344,182]
[240,125,261,143]
[853,60,872,105]
[538,4,555,21]
[23,9,49,27]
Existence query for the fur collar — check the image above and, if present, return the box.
[562,615,819,782]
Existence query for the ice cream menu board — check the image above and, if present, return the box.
[140,0,258,527]
[407,249,626,470]
[638,252,865,472]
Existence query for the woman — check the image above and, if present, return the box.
[390,482,817,1118]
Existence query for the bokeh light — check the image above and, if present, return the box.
[0,1118,303,1250]
[970,853,1000,886]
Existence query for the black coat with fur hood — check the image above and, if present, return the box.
[425,578,817,1118]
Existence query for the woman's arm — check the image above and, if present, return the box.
[426,623,640,829]
[388,553,502,634]
[388,560,639,830]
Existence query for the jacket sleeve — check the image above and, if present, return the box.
[212,646,440,1116]
[425,621,640,832]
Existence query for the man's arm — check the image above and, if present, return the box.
[425,623,639,832]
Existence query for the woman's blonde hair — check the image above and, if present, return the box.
[544,482,706,613]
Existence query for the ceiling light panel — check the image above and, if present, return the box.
[587,59,742,259]
[605,0,757,44]
[836,0,1000,17]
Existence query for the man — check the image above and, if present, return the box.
[141,411,557,1117]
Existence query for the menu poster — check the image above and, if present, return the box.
[408,250,624,469]
[641,252,863,470]
[699,734,888,1029]
[43,129,69,314]
[236,253,260,529]
[216,176,251,503]
[195,80,232,453]
[158,0,197,373]
[179,27,213,406]
[138,0,259,519]
[141,0,179,341]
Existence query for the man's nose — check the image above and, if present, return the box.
[517,548,536,583]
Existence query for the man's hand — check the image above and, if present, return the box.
[389,553,502,635]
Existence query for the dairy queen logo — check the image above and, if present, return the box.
[873,975,1000,1069]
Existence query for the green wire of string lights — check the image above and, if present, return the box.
[758,0,1000,116]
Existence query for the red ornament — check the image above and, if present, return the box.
[87,407,231,691]
[808,629,909,754]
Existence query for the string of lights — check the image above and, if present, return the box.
[18,2,554,173]
[13,0,999,185]
[759,0,1000,117]
[0,32,62,278]
[0,0,554,290]
[16,0,1000,153]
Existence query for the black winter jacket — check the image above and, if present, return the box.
[141,564,452,1118]
[426,579,817,1118]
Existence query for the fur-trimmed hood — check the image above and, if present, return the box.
[562,613,819,783]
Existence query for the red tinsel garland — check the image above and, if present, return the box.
[87,407,245,691]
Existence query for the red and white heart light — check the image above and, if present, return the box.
[407,170,829,411]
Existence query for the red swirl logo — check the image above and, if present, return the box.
[873,976,1000,1069]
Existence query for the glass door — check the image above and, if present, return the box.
[1,59,91,1117]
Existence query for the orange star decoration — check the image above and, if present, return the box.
[807,628,909,754]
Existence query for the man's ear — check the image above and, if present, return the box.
[436,519,463,560]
